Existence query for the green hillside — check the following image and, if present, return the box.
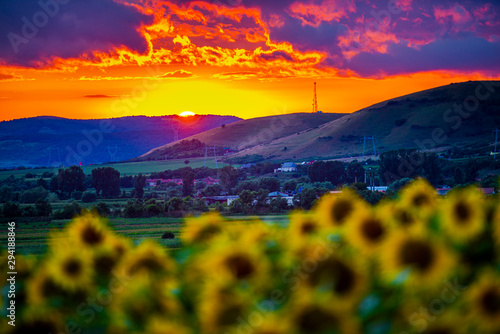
[232,81,500,161]
[138,113,345,160]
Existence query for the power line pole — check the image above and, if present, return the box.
[493,129,499,159]
[312,82,318,113]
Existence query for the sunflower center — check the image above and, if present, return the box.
[129,257,162,274]
[301,221,317,234]
[396,209,414,226]
[412,193,429,207]
[454,201,471,224]
[480,288,500,315]
[331,199,353,225]
[216,303,244,327]
[95,255,116,274]
[332,259,356,295]
[296,305,337,333]
[82,226,104,245]
[225,254,255,280]
[400,240,435,271]
[63,259,82,277]
[361,219,385,242]
[197,224,221,241]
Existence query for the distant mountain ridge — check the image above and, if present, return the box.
[0,115,240,168]
[139,81,500,163]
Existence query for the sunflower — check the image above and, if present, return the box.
[298,241,367,309]
[93,235,132,277]
[118,240,175,278]
[200,241,269,287]
[46,243,94,292]
[440,187,485,243]
[492,201,500,248]
[144,317,191,334]
[378,200,425,233]
[9,307,64,334]
[181,212,224,245]
[287,289,358,334]
[380,232,456,288]
[314,188,367,230]
[66,211,111,250]
[198,284,251,334]
[110,276,181,328]
[288,211,323,246]
[345,207,390,255]
[399,179,438,217]
[26,267,64,306]
[465,270,500,332]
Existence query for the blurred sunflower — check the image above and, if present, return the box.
[300,242,367,308]
[144,317,191,334]
[315,189,367,230]
[492,203,500,248]
[46,244,93,292]
[111,276,181,328]
[399,179,438,217]
[287,291,358,334]
[465,271,500,332]
[66,211,111,250]
[378,201,424,233]
[288,211,323,245]
[440,187,485,243]
[93,235,132,277]
[8,307,64,334]
[199,284,250,334]
[201,242,269,287]
[118,240,175,278]
[380,232,455,287]
[181,212,224,245]
[345,208,390,255]
[26,267,63,306]
[247,315,291,334]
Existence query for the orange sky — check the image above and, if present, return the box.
[1,0,499,122]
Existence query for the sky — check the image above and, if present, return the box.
[0,0,499,122]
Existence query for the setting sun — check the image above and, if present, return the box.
[179,111,196,117]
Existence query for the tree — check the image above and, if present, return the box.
[184,160,190,165]
[182,168,195,197]
[95,202,111,216]
[453,167,465,185]
[35,198,52,216]
[293,188,317,210]
[379,149,420,184]
[345,161,365,184]
[465,158,479,183]
[220,165,239,191]
[134,173,147,199]
[283,180,298,193]
[92,167,121,198]
[58,166,86,194]
[421,153,441,186]
[82,191,97,203]
[3,202,21,218]
[308,161,345,185]
[201,184,222,197]
[258,177,281,192]
[20,187,48,203]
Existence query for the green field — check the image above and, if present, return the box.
[1,215,290,255]
[0,157,234,180]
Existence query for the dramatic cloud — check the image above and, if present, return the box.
[159,69,195,78]
[0,0,499,79]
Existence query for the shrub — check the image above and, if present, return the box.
[71,191,83,200]
[161,231,175,239]
[82,191,97,203]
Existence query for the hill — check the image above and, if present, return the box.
[0,115,240,168]
[229,81,500,161]
[137,113,346,161]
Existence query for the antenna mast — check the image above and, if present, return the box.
[312,82,318,113]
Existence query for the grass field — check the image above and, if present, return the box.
[0,157,233,180]
[2,215,290,255]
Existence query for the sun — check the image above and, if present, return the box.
[179,111,196,117]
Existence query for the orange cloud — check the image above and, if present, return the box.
[287,0,356,27]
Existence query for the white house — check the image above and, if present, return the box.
[279,162,297,172]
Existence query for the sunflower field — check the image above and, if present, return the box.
[1,179,500,334]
